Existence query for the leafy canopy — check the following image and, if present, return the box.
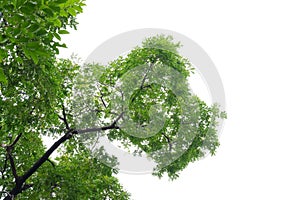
[0,0,130,199]
[0,0,225,199]
[76,35,225,180]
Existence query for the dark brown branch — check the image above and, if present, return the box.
[9,133,23,148]
[21,184,33,192]
[6,147,18,182]
[130,62,154,103]
[77,124,120,134]
[21,129,74,183]
[59,104,70,130]
[5,112,124,199]
[77,112,124,134]
[161,132,172,151]
[4,133,23,183]
[99,91,107,108]
[46,159,55,168]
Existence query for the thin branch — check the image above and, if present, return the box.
[60,104,70,130]
[6,147,18,183]
[9,133,22,148]
[99,91,107,109]
[4,133,23,183]
[46,159,55,168]
[130,62,154,103]
[161,132,172,151]
[112,111,124,126]
[77,112,124,134]
[140,62,154,89]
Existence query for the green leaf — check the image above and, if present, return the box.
[56,43,67,48]
[28,24,40,33]
[22,47,31,59]
[43,7,54,17]
[49,5,60,13]
[58,30,69,34]
[20,6,32,15]
[53,32,61,41]
[0,68,8,84]
[31,53,39,64]
[27,41,40,49]
[54,0,68,4]
[67,7,76,16]
[53,18,62,27]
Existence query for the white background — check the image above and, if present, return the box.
[58,0,300,199]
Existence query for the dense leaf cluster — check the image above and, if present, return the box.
[80,35,226,180]
[0,1,130,199]
[0,0,225,199]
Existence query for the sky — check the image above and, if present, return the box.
[57,0,300,199]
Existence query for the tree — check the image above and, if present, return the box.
[0,0,129,199]
[0,1,225,199]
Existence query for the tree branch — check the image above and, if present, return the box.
[21,129,74,183]
[21,184,33,192]
[5,112,124,199]
[77,112,124,134]
[9,133,23,148]
[6,148,18,182]
[161,132,172,151]
[99,91,107,109]
[58,104,70,130]
[140,62,154,90]
[4,133,23,183]
[46,159,55,168]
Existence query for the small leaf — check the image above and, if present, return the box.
[27,41,40,48]
[67,7,76,16]
[31,53,39,64]
[54,0,67,4]
[53,32,61,41]
[22,48,31,59]
[58,30,69,34]
[43,7,54,17]
[0,68,8,85]
[53,18,62,27]
[29,24,40,33]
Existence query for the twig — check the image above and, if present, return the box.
[5,133,23,183]
[77,112,124,134]
[161,132,172,151]
[99,91,107,108]
[62,104,70,130]
[46,159,55,168]
[9,133,22,148]
[6,147,18,182]
[140,62,154,89]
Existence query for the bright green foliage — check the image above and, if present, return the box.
[81,35,226,180]
[0,0,225,199]
[0,1,130,199]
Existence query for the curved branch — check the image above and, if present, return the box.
[5,133,23,183]
[5,112,123,199]
[161,132,172,151]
